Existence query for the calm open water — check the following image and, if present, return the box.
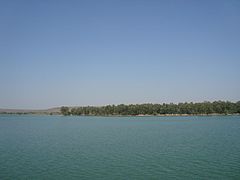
[0,115,239,179]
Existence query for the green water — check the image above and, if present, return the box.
[0,115,239,179]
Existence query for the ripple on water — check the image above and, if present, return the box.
[0,115,240,179]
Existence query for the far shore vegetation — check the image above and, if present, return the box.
[60,101,240,116]
[1,101,240,116]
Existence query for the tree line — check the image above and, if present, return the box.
[61,101,240,116]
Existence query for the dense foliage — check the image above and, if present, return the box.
[60,106,70,116]
[61,101,240,116]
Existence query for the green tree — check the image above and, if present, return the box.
[61,106,70,116]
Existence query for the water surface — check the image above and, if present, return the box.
[0,115,239,179]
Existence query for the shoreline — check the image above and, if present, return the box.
[0,112,239,117]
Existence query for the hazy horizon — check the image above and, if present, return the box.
[1,100,240,111]
[1,0,240,109]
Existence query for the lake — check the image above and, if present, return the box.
[0,115,239,179]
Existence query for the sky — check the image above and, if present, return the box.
[0,0,240,109]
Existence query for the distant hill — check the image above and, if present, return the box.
[0,107,61,115]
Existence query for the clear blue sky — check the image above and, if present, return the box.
[0,0,240,109]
